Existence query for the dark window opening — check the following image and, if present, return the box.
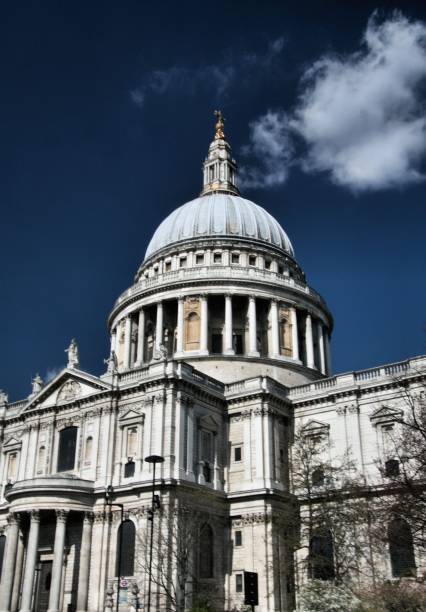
[312,467,325,487]
[211,334,223,354]
[264,259,271,270]
[278,265,284,275]
[388,518,416,577]
[57,427,78,472]
[199,524,214,578]
[213,253,222,264]
[179,257,187,268]
[309,530,335,580]
[0,535,5,578]
[116,520,135,577]
[234,446,242,462]
[235,530,242,547]
[233,333,244,355]
[203,462,212,483]
[124,461,135,478]
[385,459,400,477]
[165,261,171,272]
[249,255,256,266]
[231,253,240,264]
[45,572,52,590]
[196,254,204,265]
[236,573,243,592]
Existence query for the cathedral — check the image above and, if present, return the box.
[0,113,423,612]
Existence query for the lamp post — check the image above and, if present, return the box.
[106,485,124,612]
[144,454,165,612]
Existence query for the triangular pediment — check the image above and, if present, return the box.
[119,408,144,423]
[22,368,112,413]
[370,405,403,425]
[199,414,219,431]
[3,436,21,448]
[301,419,330,435]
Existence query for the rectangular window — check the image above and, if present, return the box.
[235,530,242,547]
[211,333,222,354]
[179,257,187,268]
[165,260,172,271]
[264,259,271,270]
[201,431,213,462]
[236,573,243,593]
[7,453,17,480]
[278,265,284,275]
[234,446,242,462]
[231,253,240,264]
[249,255,256,266]
[213,252,222,264]
[196,253,204,265]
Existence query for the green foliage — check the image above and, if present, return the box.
[298,579,359,612]
[355,581,426,612]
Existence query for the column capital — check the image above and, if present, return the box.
[7,511,20,526]
[29,510,41,523]
[55,509,69,523]
[82,511,94,524]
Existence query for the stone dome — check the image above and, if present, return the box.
[144,193,294,260]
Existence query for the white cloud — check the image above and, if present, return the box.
[45,366,64,383]
[242,13,426,192]
[130,38,285,109]
[239,111,293,188]
[292,12,426,191]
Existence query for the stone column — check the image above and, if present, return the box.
[0,513,20,612]
[155,302,163,351]
[200,295,209,355]
[136,309,145,365]
[269,300,280,358]
[123,316,132,369]
[324,330,332,375]
[76,512,94,612]
[19,510,40,612]
[47,510,68,612]
[10,531,24,612]
[317,322,326,375]
[248,297,259,357]
[224,295,234,355]
[305,314,315,369]
[175,298,184,356]
[290,307,300,361]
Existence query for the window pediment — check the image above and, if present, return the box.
[301,419,330,438]
[3,437,22,451]
[370,406,403,427]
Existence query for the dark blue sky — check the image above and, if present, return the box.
[1,1,425,400]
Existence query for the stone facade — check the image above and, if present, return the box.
[0,119,424,611]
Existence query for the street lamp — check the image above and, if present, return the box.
[106,485,124,612]
[144,454,165,612]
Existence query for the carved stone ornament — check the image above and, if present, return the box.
[336,406,347,416]
[57,380,82,402]
[93,510,107,524]
[232,512,270,526]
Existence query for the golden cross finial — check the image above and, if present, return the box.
[214,110,225,140]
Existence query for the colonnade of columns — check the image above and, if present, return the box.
[0,510,93,612]
[112,294,331,375]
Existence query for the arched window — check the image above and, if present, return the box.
[0,534,6,578]
[186,312,200,347]
[7,453,18,480]
[57,426,78,472]
[36,446,46,474]
[127,428,137,457]
[84,437,93,463]
[199,523,214,578]
[388,518,416,577]
[116,520,135,577]
[309,530,335,580]
[312,467,325,487]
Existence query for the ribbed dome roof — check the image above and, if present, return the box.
[145,194,294,260]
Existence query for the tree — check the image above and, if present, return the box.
[137,493,223,612]
[374,381,426,551]
[288,426,379,591]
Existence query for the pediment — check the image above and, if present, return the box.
[23,369,112,413]
[119,408,144,423]
[199,414,219,431]
[3,436,22,448]
[370,405,403,426]
[301,419,330,436]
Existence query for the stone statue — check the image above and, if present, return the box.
[214,109,225,140]
[65,339,79,369]
[0,390,8,404]
[104,351,118,374]
[153,344,168,361]
[31,374,44,395]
